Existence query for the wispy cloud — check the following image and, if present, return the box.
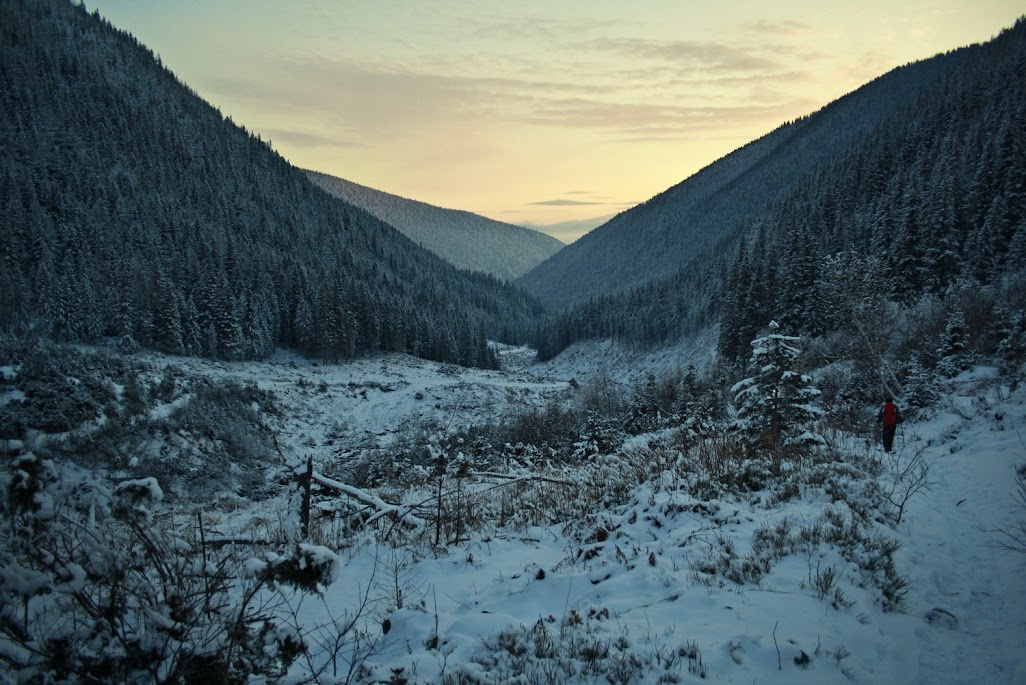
[741,20,814,37]
[530,199,606,206]
[582,37,781,73]
[529,198,635,207]
[458,15,624,43]
[194,8,835,158]
[562,190,621,200]
[196,42,823,176]
[524,98,802,134]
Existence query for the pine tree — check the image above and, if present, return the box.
[293,294,315,353]
[936,308,971,377]
[731,321,825,462]
[995,305,1026,368]
[717,246,748,364]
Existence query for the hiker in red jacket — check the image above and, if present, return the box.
[877,396,903,452]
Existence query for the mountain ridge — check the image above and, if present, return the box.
[516,46,962,311]
[306,170,564,281]
[0,0,543,367]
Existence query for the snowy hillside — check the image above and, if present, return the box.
[2,336,1023,684]
[344,367,1026,684]
[306,171,564,281]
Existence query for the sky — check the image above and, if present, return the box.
[88,0,1023,235]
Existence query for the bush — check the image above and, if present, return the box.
[0,342,283,501]
[0,341,121,436]
[0,453,390,684]
[0,457,313,684]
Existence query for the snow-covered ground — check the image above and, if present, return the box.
[279,366,1019,685]
[7,345,1024,684]
[171,350,1023,684]
[894,368,1026,684]
[536,333,719,387]
[142,345,573,467]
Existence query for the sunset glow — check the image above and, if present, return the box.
[89,0,1023,234]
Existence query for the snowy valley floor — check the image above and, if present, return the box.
[187,354,1025,685]
[5,347,1024,684]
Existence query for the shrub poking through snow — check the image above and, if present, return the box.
[994,462,1026,554]
[0,457,366,684]
[257,543,343,595]
[113,476,163,519]
[469,611,705,684]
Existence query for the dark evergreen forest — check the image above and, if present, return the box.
[533,19,1026,364]
[0,0,544,368]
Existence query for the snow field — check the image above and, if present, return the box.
[271,363,1025,684]
[5,344,1022,684]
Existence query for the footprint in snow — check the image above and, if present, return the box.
[925,607,958,630]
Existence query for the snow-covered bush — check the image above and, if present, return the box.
[0,339,118,435]
[810,360,878,436]
[620,367,715,437]
[944,278,999,353]
[468,612,703,684]
[576,370,626,422]
[0,340,281,502]
[893,294,946,370]
[994,462,1026,554]
[900,360,943,414]
[98,376,277,499]
[995,306,1026,372]
[572,410,625,460]
[0,456,355,684]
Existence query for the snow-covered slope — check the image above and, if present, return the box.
[4,341,1023,684]
[891,368,1026,683]
[306,171,564,281]
[139,353,1026,683]
[303,365,1026,684]
[139,346,572,463]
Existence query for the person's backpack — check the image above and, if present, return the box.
[882,402,900,427]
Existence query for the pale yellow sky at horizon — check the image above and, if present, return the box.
[88,0,1023,236]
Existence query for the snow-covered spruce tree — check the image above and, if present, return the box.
[730,321,825,462]
[936,308,971,377]
[996,307,1026,371]
[901,359,943,413]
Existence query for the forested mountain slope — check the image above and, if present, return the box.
[532,20,1026,362]
[517,38,973,311]
[306,171,564,281]
[0,0,543,367]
